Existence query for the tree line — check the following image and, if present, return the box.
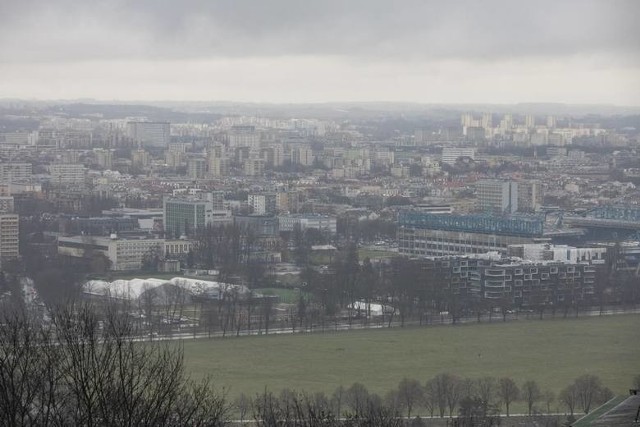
[232,373,617,426]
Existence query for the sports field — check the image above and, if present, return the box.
[182,314,640,400]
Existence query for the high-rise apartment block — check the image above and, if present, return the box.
[93,148,113,169]
[525,115,535,128]
[126,121,171,147]
[517,180,544,213]
[187,157,207,179]
[0,214,19,262]
[227,126,260,150]
[248,193,277,215]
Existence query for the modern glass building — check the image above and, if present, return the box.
[163,197,213,238]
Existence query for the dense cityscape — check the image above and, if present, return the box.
[1,0,639,425]
[0,100,639,424]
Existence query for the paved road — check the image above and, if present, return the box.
[141,306,640,342]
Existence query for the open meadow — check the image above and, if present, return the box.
[182,314,640,401]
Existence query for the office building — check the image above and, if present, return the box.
[476,179,518,214]
[163,197,214,238]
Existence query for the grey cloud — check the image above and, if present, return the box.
[1,0,639,63]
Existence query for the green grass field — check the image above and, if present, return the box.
[182,314,640,402]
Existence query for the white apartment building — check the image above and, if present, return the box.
[441,147,475,165]
[278,214,337,234]
[48,164,86,185]
[0,196,15,213]
[0,162,32,182]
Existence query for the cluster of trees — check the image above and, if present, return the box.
[232,373,618,426]
[0,304,229,426]
[559,375,616,416]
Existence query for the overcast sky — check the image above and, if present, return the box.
[0,0,639,105]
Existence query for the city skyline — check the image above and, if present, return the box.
[1,0,639,105]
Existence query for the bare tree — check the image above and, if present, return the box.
[498,377,520,417]
[234,392,251,424]
[574,374,612,414]
[0,303,229,426]
[396,377,424,418]
[0,309,63,426]
[422,379,436,417]
[331,385,346,418]
[345,382,370,418]
[560,383,579,416]
[522,380,542,416]
[633,374,640,390]
[543,389,556,414]
[445,374,463,417]
[427,375,449,418]
[476,376,498,409]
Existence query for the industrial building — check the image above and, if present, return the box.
[398,211,545,257]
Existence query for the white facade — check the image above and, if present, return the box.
[0,162,32,182]
[48,164,86,184]
[58,235,165,271]
[441,147,475,165]
[278,214,337,234]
